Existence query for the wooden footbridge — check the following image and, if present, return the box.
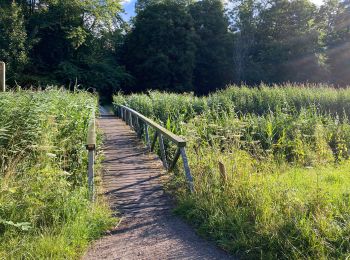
[84,106,231,260]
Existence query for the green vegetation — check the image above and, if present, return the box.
[0,0,127,97]
[0,89,114,259]
[114,85,350,259]
[1,0,350,95]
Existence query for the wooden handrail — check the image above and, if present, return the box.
[115,104,194,192]
[118,105,186,147]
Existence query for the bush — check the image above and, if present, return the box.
[0,89,114,259]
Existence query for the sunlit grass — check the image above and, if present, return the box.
[180,149,350,258]
[114,84,350,258]
[0,89,114,259]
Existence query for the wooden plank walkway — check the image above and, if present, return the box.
[84,109,232,260]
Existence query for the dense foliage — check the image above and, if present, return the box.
[118,0,350,93]
[114,85,350,258]
[0,0,128,96]
[0,89,114,258]
[1,0,349,95]
[121,2,197,92]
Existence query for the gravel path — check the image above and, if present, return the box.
[84,110,232,260]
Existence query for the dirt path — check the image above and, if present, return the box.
[84,110,232,260]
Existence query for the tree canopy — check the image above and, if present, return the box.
[0,0,350,95]
[121,1,197,92]
[0,0,128,96]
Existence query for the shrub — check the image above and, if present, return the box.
[0,89,114,259]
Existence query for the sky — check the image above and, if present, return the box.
[121,0,325,21]
[121,0,136,21]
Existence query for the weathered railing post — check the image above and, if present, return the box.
[132,114,137,131]
[169,147,181,170]
[125,110,128,124]
[129,111,133,127]
[118,107,121,118]
[135,116,140,137]
[180,147,194,192]
[159,134,168,169]
[144,124,151,149]
[151,131,158,152]
[86,113,96,201]
[137,119,143,138]
[0,62,5,92]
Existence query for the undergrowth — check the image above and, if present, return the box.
[0,89,114,259]
[114,84,350,259]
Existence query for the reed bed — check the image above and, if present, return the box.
[114,84,350,259]
[0,89,114,259]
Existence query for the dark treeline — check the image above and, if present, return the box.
[0,0,128,97]
[0,0,349,96]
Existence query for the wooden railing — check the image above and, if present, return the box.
[115,105,194,192]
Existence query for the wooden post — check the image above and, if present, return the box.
[0,62,5,92]
[180,147,194,192]
[135,116,138,133]
[169,147,181,171]
[135,116,139,132]
[88,149,95,201]
[218,161,227,184]
[118,107,121,118]
[137,120,144,138]
[151,131,158,152]
[129,111,133,128]
[159,134,168,169]
[144,124,151,150]
[86,116,96,202]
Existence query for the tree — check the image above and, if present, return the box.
[229,0,262,84]
[25,0,123,84]
[122,1,197,92]
[0,0,127,97]
[228,0,327,85]
[135,0,162,12]
[135,0,191,13]
[189,0,233,94]
[322,0,350,86]
[0,2,28,83]
[254,0,324,83]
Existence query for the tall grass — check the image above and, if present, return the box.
[114,84,350,259]
[0,89,114,259]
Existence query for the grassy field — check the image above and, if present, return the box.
[0,89,114,259]
[114,84,350,259]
